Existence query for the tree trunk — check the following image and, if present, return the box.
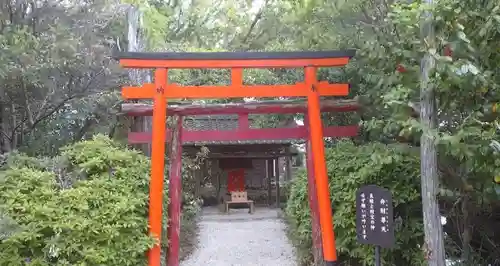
[0,89,12,153]
[127,5,151,155]
[460,193,472,264]
[419,1,446,265]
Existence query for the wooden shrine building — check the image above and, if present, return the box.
[124,104,304,206]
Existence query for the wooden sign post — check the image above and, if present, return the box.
[356,185,395,266]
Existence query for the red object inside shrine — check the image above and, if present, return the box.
[227,169,246,192]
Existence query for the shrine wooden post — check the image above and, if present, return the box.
[285,147,292,182]
[275,158,280,208]
[267,159,274,206]
[116,50,356,266]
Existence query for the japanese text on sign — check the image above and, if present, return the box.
[360,192,367,239]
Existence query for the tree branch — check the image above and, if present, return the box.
[241,0,269,45]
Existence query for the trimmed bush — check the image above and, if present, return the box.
[0,135,160,266]
[286,141,425,265]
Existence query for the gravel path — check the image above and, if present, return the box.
[181,207,297,266]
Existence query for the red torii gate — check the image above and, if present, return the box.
[116,50,357,266]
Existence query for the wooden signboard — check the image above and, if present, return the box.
[356,185,395,248]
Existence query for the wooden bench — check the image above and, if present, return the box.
[225,191,254,214]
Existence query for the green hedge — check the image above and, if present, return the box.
[0,135,162,266]
[286,141,425,265]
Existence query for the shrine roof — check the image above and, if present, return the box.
[183,143,300,158]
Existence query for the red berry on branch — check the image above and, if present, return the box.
[397,64,406,73]
[444,44,453,57]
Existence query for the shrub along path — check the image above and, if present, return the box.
[181,206,297,266]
